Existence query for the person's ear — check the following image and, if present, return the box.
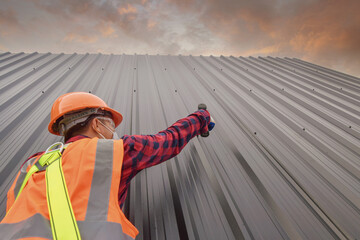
[91,118,101,133]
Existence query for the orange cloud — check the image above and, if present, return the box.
[63,33,98,43]
[118,4,137,15]
[238,10,274,34]
[147,20,157,30]
[290,30,336,55]
[182,0,360,76]
[242,45,280,56]
[280,1,359,75]
[0,9,22,36]
[99,24,116,38]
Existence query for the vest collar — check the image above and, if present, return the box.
[65,135,90,144]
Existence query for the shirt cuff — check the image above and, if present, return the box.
[193,109,211,135]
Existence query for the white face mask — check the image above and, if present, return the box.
[96,117,119,140]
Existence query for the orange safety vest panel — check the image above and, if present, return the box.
[0,138,139,240]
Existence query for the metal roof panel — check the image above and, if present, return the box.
[0,53,359,239]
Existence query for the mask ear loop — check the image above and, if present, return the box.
[97,118,118,139]
[97,117,115,130]
[97,131,106,139]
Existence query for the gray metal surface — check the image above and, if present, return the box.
[0,52,359,240]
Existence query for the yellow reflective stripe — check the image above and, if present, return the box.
[15,164,39,201]
[46,155,81,240]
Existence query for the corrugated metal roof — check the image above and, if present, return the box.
[0,52,359,239]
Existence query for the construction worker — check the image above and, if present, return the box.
[0,92,215,240]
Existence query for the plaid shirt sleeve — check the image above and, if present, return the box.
[118,109,211,207]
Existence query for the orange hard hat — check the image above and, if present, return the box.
[48,92,123,135]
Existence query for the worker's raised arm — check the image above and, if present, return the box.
[120,109,211,181]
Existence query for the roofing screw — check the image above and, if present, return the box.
[254,132,257,135]
[303,128,305,131]
[89,91,92,93]
[102,68,104,70]
[175,90,177,92]
[194,68,196,70]
[33,68,36,70]
[250,89,252,92]
[165,68,167,70]
[134,90,136,92]
[221,69,223,71]
[282,88,284,91]
[312,89,315,91]
[134,68,136,70]
[41,91,44,93]
[349,126,352,128]
[213,89,216,91]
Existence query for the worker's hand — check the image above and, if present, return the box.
[198,103,215,137]
[208,116,215,131]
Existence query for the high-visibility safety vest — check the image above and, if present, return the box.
[0,138,139,240]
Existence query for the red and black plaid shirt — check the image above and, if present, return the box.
[24,109,211,208]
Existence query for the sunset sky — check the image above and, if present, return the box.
[0,0,359,77]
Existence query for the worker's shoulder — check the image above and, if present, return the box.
[20,151,44,170]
